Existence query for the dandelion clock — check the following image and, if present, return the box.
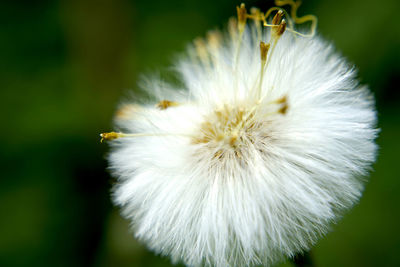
[101,1,378,266]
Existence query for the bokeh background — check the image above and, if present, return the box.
[1,0,399,266]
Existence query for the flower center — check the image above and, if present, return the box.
[191,104,255,148]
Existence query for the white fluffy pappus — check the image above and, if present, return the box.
[103,2,378,267]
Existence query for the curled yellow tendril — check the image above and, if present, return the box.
[245,0,317,38]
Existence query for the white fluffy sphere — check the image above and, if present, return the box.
[106,6,378,267]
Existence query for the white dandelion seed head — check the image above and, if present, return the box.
[105,2,378,267]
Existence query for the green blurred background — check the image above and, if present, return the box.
[0,0,399,266]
